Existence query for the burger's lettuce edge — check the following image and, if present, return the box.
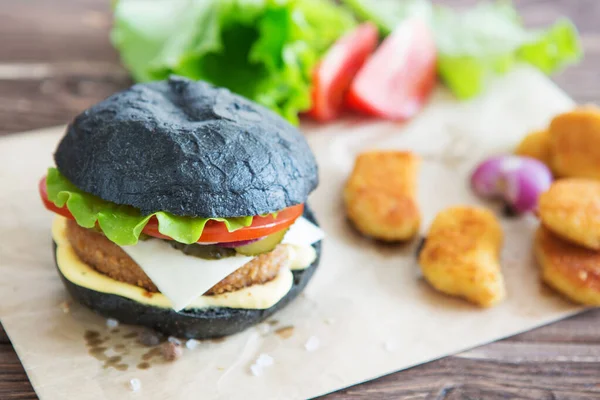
[46,168,253,246]
[341,0,582,100]
[111,0,356,124]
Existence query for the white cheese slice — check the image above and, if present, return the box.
[122,242,253,311]
[283,217,325,246]
[120,216,324,311]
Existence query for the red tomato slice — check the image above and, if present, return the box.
[346,18,437,120]
[39,176,304,243]
[307,22,379,122]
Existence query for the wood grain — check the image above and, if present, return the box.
[1,0,600,399]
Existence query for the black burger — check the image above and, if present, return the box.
[39,77,323,339]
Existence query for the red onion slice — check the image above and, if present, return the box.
[217,237,263,248]
[471,155,552,213]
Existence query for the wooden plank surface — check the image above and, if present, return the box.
[1,0,599,399]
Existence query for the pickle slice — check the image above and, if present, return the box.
[169,242,237,260]
[235,229,288,256]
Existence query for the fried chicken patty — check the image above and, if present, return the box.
[538,179,600,250]
[344,151,421,241]
[418,206,505,308]
[65,220,287,295]
[535,226,600,305]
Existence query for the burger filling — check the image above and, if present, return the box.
[52,216,319,311]
[65,219,291,295]
[43,168,323,311]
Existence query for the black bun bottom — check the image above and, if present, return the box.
[54,208,321,339]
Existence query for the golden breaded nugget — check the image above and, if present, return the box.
[538,179,600,250]
[515,129,552,167]
[549,106,600,180]
[418,206,505,307]
[344,151,420,241]
[535,226,600,305]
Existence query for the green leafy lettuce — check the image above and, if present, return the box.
[341,0,582,99]
[111,0,355,124]
[46,168,254,246]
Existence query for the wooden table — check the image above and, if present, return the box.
[1,0,599,398]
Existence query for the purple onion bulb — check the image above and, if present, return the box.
[471,155,552,213]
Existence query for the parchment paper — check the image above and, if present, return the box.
[0,67,582,400]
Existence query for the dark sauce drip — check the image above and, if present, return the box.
[137,362,151,370]
[141,347,163,361]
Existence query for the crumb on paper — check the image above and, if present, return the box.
[186,339,200,350]
[161,342,183,362]
[106,318,119,329]
[249,353,274,377]
[168,336,182,346]
[275,326,294,339]
[129,378,141,392]
[59,301,71,314]
[304,336,320,352]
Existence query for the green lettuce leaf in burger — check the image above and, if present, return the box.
[39,76,323,339]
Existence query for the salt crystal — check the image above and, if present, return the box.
[106,318,119,329]
[304,336,320,352]
[257,323,270,335]
[186,339,200,350]
[249,353,274,376]
[168,336,182,345]
[250,364,263,377]
[256,353,274,367]
[129,378,141,392]
[384,340,398,352]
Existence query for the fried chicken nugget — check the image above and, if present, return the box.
[418,206,505,307]
[515,129,552,167]
[549,106,600,180]
[538,179,600,250]
[344,151,420,241]
[535,226,600,305]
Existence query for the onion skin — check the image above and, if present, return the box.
[471,156,552,213]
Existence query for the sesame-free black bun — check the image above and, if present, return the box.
[54,76,318,217]
[54,207,321,339]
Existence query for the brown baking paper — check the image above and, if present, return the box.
[0,67,583,400]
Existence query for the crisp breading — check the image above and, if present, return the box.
[515,129,552,168]
[549,106,600,180]
[65,219,287,295]
[535,226,600,305]
[344,151,420,241]
[538,179,600,250]
[418,206,505,307]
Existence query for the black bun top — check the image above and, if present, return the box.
[54,76,318,217]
